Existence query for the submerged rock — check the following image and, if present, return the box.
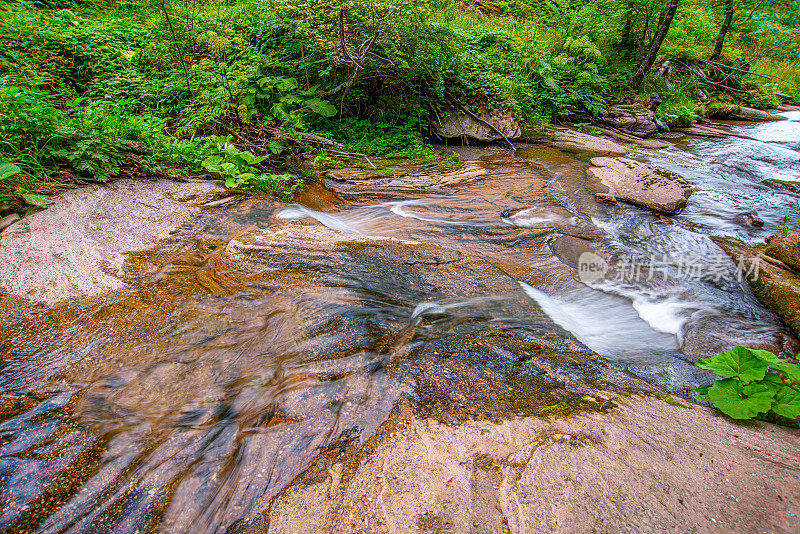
[586,157,693,213]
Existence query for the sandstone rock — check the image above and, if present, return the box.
[123,139,149,154]
[526,127,628,156]
[706,104,787,122]
[765,231,800,272]
[586,157,692,213]
[432,108,521,142]
[677,124,730,137]
[244,393,800,534]
[591,125,670,149]
[594,192,617,204]
[0,213,20,233]
[0,179,223,304]
[596,101,659,138]
[714,237,800,337]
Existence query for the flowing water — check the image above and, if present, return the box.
[1,112,799,532]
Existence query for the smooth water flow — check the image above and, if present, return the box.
[1,112,798,532]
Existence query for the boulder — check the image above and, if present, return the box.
[765,231,800,272]
[745,213,765,228]
[432,108,521,142]
[123,139,149,155]
[586,157,692,213]
[595,97,660,138]
[526,127,628,156]
[714,237,800,337]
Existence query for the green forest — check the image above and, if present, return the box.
[1,0,798,207]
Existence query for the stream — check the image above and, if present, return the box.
[0,112,798,532]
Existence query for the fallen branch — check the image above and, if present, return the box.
[328,150,376,168]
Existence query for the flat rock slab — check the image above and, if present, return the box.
[677,124,731,138]
[586,156,692,213]
[248,394,800,534]
[321,161,492,200]
[707,105,787,122]
[591,126,671,149]
[527,127,628,156]
[0,179,223,304]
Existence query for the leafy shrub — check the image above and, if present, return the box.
[0,85,129,182]
[777,203,800,236]
[656,101,704,128]
[201,136,297,196]
[695,346,800,423]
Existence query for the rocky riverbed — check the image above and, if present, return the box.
[1,114,799,533]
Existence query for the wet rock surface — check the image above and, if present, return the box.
[2,111,800,534]
[586,156,693,213]
[714,237,800,338]
[765,231,800,272]
[525,126,629,156]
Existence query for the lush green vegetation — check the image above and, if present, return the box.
[1,0,797,207]
[695,346,800,425]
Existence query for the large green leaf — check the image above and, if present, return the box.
[771,386,800,419]
[707,378,775,419]
[697,346,769,382]
[306,98,337,117]
[202,155,223,168]
[694,384,711,403]
[22,192,53,207]
[0,162,21,181]
[747,350,800,382]
[761,372,787,394]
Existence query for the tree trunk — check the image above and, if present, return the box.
[631,0,680,89]
[620,1,634,51]
[711,0,735,60]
